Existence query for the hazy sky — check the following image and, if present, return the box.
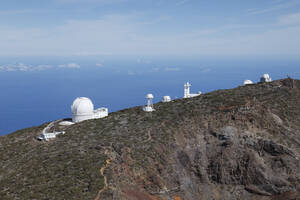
[1,0,300,57]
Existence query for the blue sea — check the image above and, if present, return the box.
[1,56,300,135]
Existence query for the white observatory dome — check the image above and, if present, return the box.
[260,74,272,83]
[243,80,254,85]
[71,97,95,122]
[71,97,94,115]
[263,74,270,79]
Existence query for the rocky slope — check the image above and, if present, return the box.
[0,78,300,200]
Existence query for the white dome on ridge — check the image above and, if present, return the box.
[71,97,108,123]
[243,80,253,85]
[263,74,270,79]
[260,73,272,83]
[71,97,94,115]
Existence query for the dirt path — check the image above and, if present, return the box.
[94,159,111,200]
[146,129,152,142]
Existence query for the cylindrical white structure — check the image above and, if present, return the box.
[146,94,153,107]
[184,82,191,98]
[71,97,95,123]
[143,94,155,112]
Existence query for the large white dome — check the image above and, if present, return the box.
[71,97,94,116]
[71,97,108,123]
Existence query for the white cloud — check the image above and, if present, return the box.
[248,0,300,15]
[200,68,212,73]
[73,51,112,56]
[165,67,181,71]
[55,0,126,4]
[0,9,35,15]
[136,58,151,64]
[278,13,300,25]
[0,62,83,72]
[0,14,140,56]
[208,25,300,56]
[58,63,80,69]
[0,63,53,72]
[96,63,104,67]
[150,67,160,72]
[127,71,136,75]
[35,65,53,71]
[175,0,189,6]
[0,12,300,57]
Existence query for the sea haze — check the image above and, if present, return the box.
[1,56,299,135]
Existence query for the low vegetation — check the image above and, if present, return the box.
[0,78,299,200]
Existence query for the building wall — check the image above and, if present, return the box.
[72,114,95,123]
[94,108,108,119]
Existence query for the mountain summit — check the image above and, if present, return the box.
[1,78,299,200]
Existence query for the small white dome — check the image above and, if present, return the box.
[260,74,272,82]
[71,97,94,115]
[146,94,154,99]
[263,74,270,79]
[243,80,253,85]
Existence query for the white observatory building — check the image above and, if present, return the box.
[243,80,254,85]
[260,74,272,83]
[162,96,171,102]
[143,94,155,112]
[184,82,202,98]
[71,97,108,123]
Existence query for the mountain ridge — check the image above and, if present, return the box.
[0,78,300,200]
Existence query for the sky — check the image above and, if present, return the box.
[1,0,300,134]
[0,0,300,58]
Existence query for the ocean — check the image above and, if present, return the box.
[1,56,299,135]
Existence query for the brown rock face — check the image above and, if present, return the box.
[0,78,300,200]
